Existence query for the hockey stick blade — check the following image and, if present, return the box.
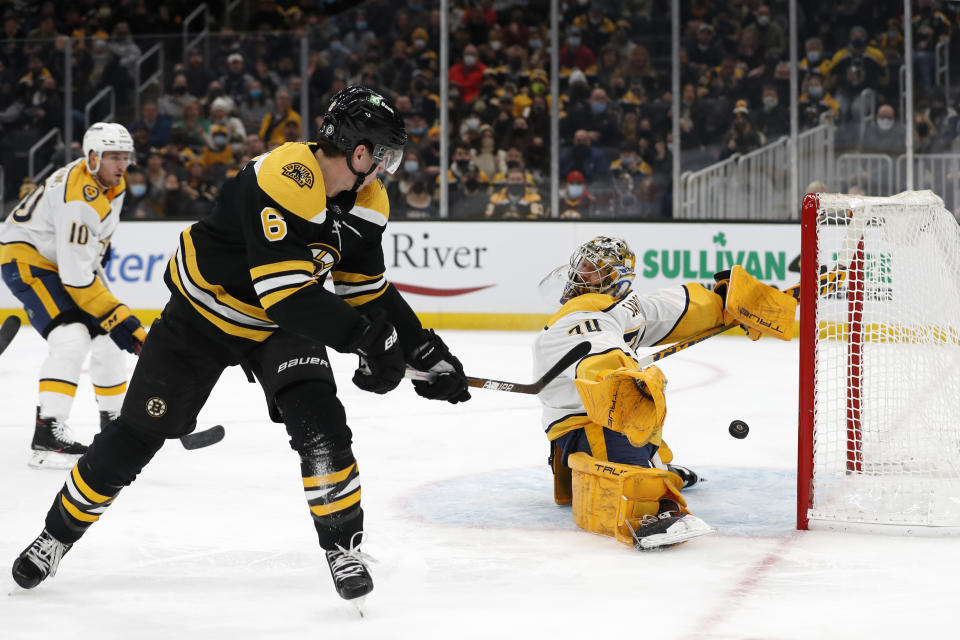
[405,341,592,395]
[180,425,225,450]
[0,315,22,357]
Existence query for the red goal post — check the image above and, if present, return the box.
[798,191,960,535]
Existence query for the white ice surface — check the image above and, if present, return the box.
[1,328,958,639]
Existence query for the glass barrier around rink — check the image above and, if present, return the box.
[2,1,957,222]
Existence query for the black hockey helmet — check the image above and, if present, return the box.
[319,85,407,190]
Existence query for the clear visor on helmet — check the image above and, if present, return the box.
[373,144,404,174]
[99,149,136,166]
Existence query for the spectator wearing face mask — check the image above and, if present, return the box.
[829,26,888,123]
[384,150,425,203]
[240,80,273,133]
[911,0,952,90]
[207,97,247,155]
[720,100,765,160]
[449,44,486,104]
[485,167,545,219]
[560,129,608,182]
[756,84,790,139]
[913,113,939,154]
[158,73,196,121]
[442,142,491,209]
[743,5,786,61]
[799,37,833,78]
[686,23,724,75]
[121,170,159,219]
[559,26,597,74]
[558,171,595,219]
[395,180,438,220]
[860,105,906,158]
[198,124,237,172]
[572,7,616,52]
[798,71,839,130]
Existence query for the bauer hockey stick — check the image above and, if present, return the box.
[180,425,226,450]
[405,341,592,394]
[0,315,22,357]
[635,264,848,369]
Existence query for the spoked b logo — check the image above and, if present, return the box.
[145,397,167,418]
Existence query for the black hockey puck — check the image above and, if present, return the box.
[729,419,749,439]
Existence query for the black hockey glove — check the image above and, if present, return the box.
[407,329,471,404]
[99,305,146,355]
[351,309,405,394]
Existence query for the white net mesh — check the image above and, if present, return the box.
[809,191,960,530]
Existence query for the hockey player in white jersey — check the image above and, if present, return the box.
[0,122,147,470]
[536,236,741,550]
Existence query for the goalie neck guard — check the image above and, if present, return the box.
[561,236,636,303]
[318,85,407,193]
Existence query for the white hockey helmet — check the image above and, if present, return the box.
[82,122,135,173]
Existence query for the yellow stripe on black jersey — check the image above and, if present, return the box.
[331,269,388,307]
[168,228,279,341]
[249,259,317,310]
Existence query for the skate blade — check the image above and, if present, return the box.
[28,451,81,470]
[637,521,716,551]
[350,596,367,618]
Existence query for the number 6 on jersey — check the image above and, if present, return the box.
[260,207,287,241]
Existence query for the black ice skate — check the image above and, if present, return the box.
[29,408,88,470]
[666,463,702,489]
[11,529,72,589]
[325,532,374,610]
[627,499,715,551]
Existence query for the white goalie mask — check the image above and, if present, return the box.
[82,122,135,174]
[559,236,636,303]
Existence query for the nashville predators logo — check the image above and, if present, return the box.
[281,162,314,189]
[145,397,167,418]
[82,185,100,202]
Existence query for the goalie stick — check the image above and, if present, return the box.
[405,341,592,394]
[0,315,22,357]
[635,264,848,369]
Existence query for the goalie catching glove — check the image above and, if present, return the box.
[350,308,405,394]
[99,305,146,354]
[407,329,471,404]
[713,266,797,341]
[574,365,667,447]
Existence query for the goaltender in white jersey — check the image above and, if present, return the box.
[535,236,794,550]
[0,122,147,469]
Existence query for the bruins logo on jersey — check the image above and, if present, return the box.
[309,242,340,277]
[82,185,100,202]
[281,162,315,189]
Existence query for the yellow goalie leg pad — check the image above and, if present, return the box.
[568,452,687,545]
[725,265,797,341]
[574,366,667,448]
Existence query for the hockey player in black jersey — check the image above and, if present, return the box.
[11,86,471,604]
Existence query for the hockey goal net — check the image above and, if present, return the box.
[798,191,960,534]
